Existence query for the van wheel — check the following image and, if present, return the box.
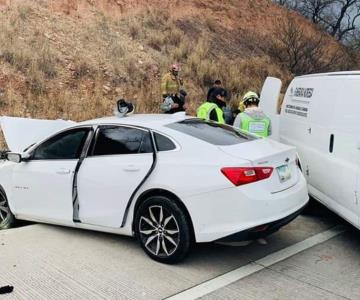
[135,196,191,264]
[0,191,15,230]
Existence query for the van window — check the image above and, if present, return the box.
[166,119,255,146]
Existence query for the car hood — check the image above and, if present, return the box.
[1,116,76,152]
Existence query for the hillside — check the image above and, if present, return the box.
[0,0,351,122]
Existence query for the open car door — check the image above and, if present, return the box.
[259,77,282,141]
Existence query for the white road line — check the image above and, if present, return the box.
[166,225,346,300]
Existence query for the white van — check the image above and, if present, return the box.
[260,72,360,229]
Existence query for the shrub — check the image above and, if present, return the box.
[205,16,217,33]
[17,5,33,21]
[142,8,169,29]
[164,27,183,47]
[37,44,57,78]
[128,18,141,39]
[147,32,164,51]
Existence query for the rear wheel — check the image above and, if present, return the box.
[135,196,191,264]
[0,191,15,230]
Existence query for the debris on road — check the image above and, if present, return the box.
[0,285,14,294]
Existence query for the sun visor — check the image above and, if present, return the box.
[0,116,76,152]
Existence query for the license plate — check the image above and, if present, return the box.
[277,165,291,183]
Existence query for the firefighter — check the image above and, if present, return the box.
[233,91,271,137]
[197,88,227,124]
[160,63,185,114]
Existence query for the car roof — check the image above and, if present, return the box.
[78,113,195,129]
[297,71,360,78]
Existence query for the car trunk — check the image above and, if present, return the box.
[218,138,299,193]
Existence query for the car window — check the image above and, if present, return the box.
[166,119,255,146]
[154,132,176,151]
[93,126,152,156]
[33,128,89,160]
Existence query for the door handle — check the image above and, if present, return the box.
[123,165,140,172]
[329,134,334,153]
[56,168,71,175]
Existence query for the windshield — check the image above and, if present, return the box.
[166,119,256,146]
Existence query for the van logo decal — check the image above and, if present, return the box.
[293,87,314,98]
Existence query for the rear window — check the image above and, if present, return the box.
[166,119,255,145]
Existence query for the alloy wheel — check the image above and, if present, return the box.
[139,205,180,257]
[0,198,10,222]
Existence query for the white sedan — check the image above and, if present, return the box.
[0,114,308,263]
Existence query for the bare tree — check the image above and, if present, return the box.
[267,15,349,75]
[274,0,298,9]
[275,0,360,42]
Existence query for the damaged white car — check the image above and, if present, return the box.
[0,114,308,263]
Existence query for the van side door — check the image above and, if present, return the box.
[325,78,360,225]
[307,77,359,225]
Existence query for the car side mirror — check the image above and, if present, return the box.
[6,152,30,163]
[6,152,22,163]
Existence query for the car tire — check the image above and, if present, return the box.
[135,195,192,264]
[0,190,15,230]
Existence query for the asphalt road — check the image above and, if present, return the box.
[0,203,358,300]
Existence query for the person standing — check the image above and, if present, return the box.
[197,88,227,124]
[233,91,271,137]
[207,79,222,102]
[160,63,186,114]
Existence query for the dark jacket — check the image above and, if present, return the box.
[207,87,216,101]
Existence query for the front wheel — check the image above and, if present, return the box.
[0,191,15,230]
[135,196,192,264]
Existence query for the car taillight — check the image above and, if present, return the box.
[221,167,273,186]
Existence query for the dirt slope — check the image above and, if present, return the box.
[0,0,348,123]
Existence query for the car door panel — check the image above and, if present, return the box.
[11,127,90,222]
[12,160,77,221]
[77,125,154,228]
[77,154,153,227]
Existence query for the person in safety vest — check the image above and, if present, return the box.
[197,88,227,124]
[160,63,186,114]
[233,91,271,137]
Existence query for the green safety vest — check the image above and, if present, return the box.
[197,102,225,124]
[239,112,270,137]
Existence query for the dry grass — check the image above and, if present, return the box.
[0,1,345,132]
